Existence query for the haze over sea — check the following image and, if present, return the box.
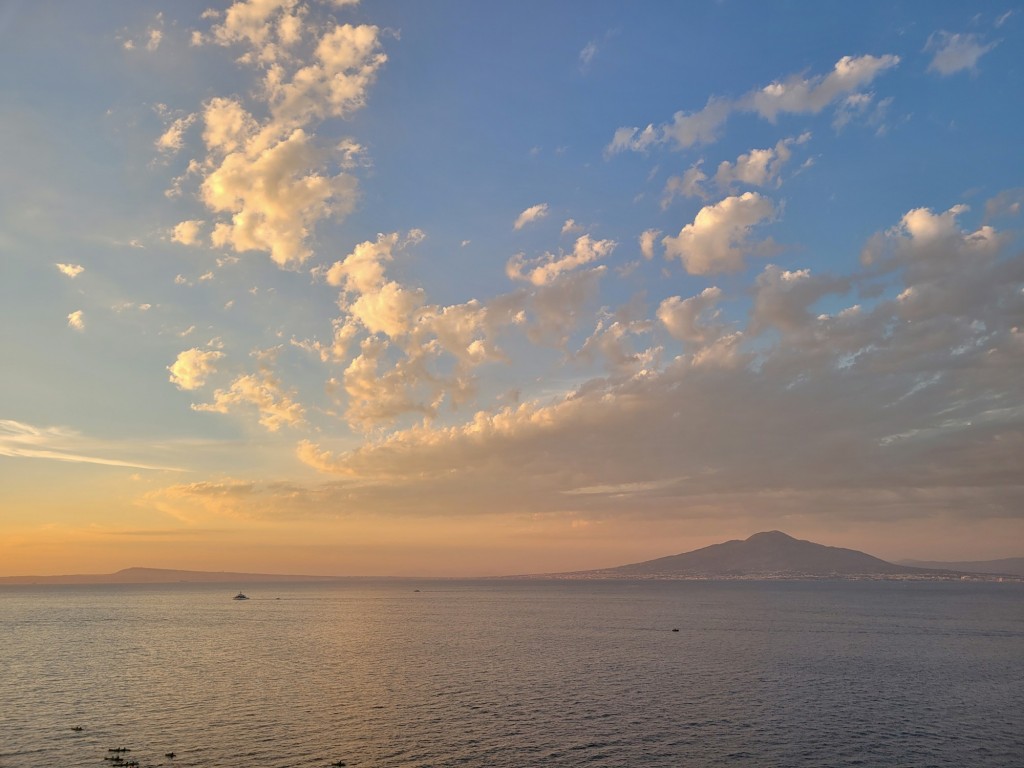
[3,580,1021,768]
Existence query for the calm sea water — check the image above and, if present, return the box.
[0,579,1021,768]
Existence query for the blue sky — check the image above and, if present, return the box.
[1,1,1022,576]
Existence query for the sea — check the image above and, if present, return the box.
[1,579,1021,768]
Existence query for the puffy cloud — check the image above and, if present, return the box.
[168,348,224,390]
[638,228,661,260]
[513,203,549,230]
[155,113,196,155]
[926,31,998,75]
[293,203,1024,526]
[661,164,708,207]
[67,310,85,331]
[561,218,583,236]
[506,234,617,285]
[608,55,897,154]
[170,219,204,246]
[744,54,900,121]
[349,280,425,337]
[661,97,733,149]
[55,263,84,278]
[657,286,726,345]
[662,192,776,275]
[715,135,807,189]
[181,13,386,268]
[193,371,306,431]
[203,128,358,266]
[324,231,400,292]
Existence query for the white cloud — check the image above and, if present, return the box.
[513,203,549,230]
[180,12,386,267]
[638,229,661,260]
[661,164,708,208]
[171,219,204,246]
[506,234,617,285]
[657,286,726,345]
[926,31,998,75]
[579,40,598,69]
[67,310,85,331]
[55,263,84,278]
[203,128,359,266]
[607,55,898,154]
[168,348,224,390]
[744,54,900,121]
[194,371,306,431]
[662,192,776,274]
[0,420,182,471]
[155,113,197,155]
[561,218,583,236]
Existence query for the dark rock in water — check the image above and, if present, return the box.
[165,752,176,758]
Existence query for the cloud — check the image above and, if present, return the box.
[638,228,661,260]
[579,40,598,70]
[289,205,1024,527]
[749,265,850,335]
[506,234,617,285]
[168,348,224,390]
[657,286,727,345]
[155,113,197,155]
[55,263,84,278]
[561,218,583,236]
[926,31,998,75]
[178,11,387,267]
[171,219,204,246]
[0,420,182,471]
[513,203,549,230]
[662,192,776,274]
[193,371,306,432]
[607,55,898,154]
[67,310,85,331]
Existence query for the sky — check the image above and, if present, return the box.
[1,1,1022,577]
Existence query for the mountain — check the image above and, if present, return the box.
[583,531,940,579]
[897,557,1024,577]
[0,567,344,585]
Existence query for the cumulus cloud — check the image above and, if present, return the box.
[175,8,387,267]
[662,192,776,274]
[607,55,898,154]
[513,203,549,230]
[56,263,84,278]
[291,205,1024,529]
[926,31,998,75]
[155,113,197,155]
[638,229,661,260]
[657,286,726,345]
[168,348,224,390]
[171,219,204,245]
[67,310,85,331]
[193,371,306,431]
[506,234,617,285]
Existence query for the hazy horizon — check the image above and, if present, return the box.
[2,1,1023,577]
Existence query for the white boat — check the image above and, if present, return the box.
[232,592,249,600]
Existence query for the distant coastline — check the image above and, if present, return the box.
[2,531,1022,584]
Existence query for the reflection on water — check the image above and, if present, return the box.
[2,580,1021,767]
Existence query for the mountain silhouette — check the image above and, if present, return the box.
[598,531,930,577]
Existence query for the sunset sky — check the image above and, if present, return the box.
[2,1,1022,576]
